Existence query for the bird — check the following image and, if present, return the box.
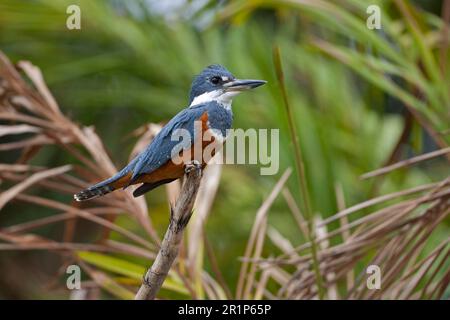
[74,64,266,201]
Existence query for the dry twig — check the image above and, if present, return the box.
[135,163,203,300]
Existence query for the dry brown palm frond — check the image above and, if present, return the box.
[0,51,230,299]
[0,52,165,295]
[0,51,155,240]
[236,168,292,300]
[255,168,449,299]
[360,147,450,179]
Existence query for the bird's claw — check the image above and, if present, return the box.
[185,160,201,173]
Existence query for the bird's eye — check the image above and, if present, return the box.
[210,76,221,85]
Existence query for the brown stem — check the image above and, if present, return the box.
[134,163,203,300]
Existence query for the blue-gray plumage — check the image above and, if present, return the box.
[188,65,234,104]
[130,100,233,183]
[74,65,266,201]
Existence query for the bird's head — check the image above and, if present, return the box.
[189,64,266,107]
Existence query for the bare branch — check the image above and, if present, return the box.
[134,163,203,300]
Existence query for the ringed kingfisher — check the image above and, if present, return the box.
[74,64,266,201]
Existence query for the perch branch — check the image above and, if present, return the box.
[134,162,203,300]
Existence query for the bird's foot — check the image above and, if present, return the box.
[184,160,201,173]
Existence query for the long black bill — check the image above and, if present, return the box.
[225,79,267,91]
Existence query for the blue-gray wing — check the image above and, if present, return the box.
[129,104,208,182]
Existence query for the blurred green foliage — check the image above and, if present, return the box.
[0,0,448,298]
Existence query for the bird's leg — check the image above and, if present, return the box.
[184,160,201,173]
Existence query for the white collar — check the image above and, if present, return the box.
[189,90,239,110]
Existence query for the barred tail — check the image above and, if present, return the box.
[74,167,134,202]
[74,183,115,201]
